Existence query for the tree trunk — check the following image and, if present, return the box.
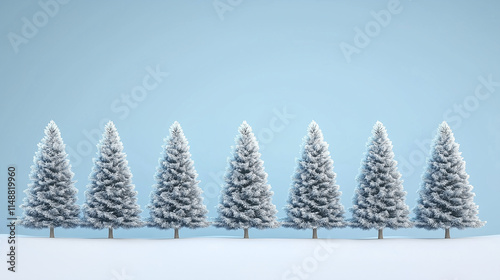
[378,229,383,239]
[244,228,249,239]
[445,228,450,239]
[49,226,54,238]
[174,228,179,239]
[312,228,318,239]
[108,227,114,239]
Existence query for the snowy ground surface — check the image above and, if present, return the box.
[1,235,499,280]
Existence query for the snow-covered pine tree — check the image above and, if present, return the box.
[414,121,485,238]
[215,121,279,238]
[82,121,142,238]
[350,121,412,239]
[284,121,345,239]
[148,122,209,238]
[19,121,80,238]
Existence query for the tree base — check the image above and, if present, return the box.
[49,226,54,238]
[244,228,249,239]
[378,229,383,239]
[108,227,114,239]
[312,228,318,239]
[445,228,450,239]
[174,228,179,239]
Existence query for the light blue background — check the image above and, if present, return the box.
[1,0,499,239]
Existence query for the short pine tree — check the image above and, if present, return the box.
[284,121,345,239]
[414,122,485,238]
[148,122,209,238]
[215,121,279,238]
[350,122,412,239]
[20,121,80,238]
[82,121,142,238]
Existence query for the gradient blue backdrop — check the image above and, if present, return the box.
[1,0,499,239]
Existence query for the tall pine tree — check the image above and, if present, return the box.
[148,122,209,238]
[20,121,80,238]
[414,122,485,238]
[284,121,345,239]
[82,121,142,238]
[215,121,279,238]
[350,122,412,239]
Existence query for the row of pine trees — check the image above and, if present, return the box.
[19,120,485,239]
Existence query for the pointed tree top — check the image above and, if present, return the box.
[45,120,61,136]
[101,121,122,145]
[105,120,116,129]
[239,121,252,134]
[372,121,387,136]
[439,121,452,134]
[46,120,58,129]
[307,120,324,140]
[47,120,57,127]
[104,121,120,138]
[172,120,181,128]
[170,121,183,135]
[103,121,119,136]
[435,121,455,144]
[308,120,319,131]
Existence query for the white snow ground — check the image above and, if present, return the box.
[1,235,499,280]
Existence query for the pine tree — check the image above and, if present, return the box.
[284,121,345,239]
[19,121,80,238]
[414,122,485,238]
[215,121,279,238]
[148,122,209,238]
[82,121,142,238]
[350,121,412,239]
